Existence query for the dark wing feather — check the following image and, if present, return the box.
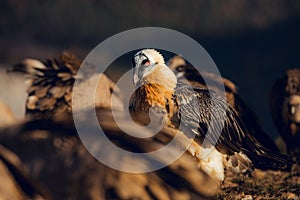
[170,60,280,152]
[174,84,245,154]
[174,84,294,170]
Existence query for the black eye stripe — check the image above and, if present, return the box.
[141,59,149,65]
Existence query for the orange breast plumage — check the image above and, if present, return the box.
[129,83,178,125]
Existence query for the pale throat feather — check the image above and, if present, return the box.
[142,64,177,91]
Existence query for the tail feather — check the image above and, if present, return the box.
[243,135,294,171]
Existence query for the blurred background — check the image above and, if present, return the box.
[1,0,300,138]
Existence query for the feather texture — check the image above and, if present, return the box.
[270,68,300,160]
[131,49,293,180]
[168,55,280,152]
[10,51,123,120]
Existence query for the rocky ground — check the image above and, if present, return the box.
[216,165,300,199]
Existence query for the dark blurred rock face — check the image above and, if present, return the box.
[0,111,218,200]
[0,145,48,200]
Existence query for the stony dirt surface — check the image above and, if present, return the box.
[215,165,300,199]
